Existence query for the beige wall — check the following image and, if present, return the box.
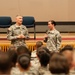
[0,0,74,21]
[68,0,75,21]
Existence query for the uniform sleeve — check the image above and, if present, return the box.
[7,26,17,41]
[11,67,21,75]
[56,33,62,51]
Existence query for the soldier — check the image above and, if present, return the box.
[49,53,69,74]
[31,41,43,59]
[37,47,51,75]
[7,15,29,49]
[11,54,39,75]
[44,20,61,52]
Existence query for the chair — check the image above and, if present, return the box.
[0,16,12,28]
[22,16,36,39]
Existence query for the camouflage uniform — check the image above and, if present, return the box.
[7,24,29,48]
[38,66,52,75]
[69,69,75,75]
[31,57,40,71]
[31,50,41,71]
[31,50,37,58]
[46,29,61,52]
[11,66,39,75]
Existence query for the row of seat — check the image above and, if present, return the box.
[0,16,36,39]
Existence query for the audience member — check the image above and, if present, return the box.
[17,45,31,56]
[37,47,51,75]
[31,41,43,59]
[49,53,69,75]
[11,54,39,75]
[0,52,12,74]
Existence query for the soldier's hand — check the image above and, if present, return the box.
[20,34,25,38]
[17,35,22,38]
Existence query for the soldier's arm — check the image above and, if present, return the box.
[56,33,62,50]
[24,27,30,40]
[7,27,18,40]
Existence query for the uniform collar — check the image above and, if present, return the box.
[15,24,22,27]
[48,29,56,34]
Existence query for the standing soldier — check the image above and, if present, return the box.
[7,15,29,49]
[44,20,61,52]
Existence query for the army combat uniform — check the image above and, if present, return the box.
[7,24,29,48]
[11,66,39,75]
[38,66,52,75]
[46,29,61,52]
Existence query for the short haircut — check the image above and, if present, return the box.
[48,20,56,26]
[36,41,43,48]
[37,46,50,66]
[37,46,51,55]
[7,49,18,67]
[49,53,69,74]
[60,45,73,53]
[38,50,50,66]
[17,46,31,56]
[16,15,23,17]
[17,54,31,69]
[0,52,12,72]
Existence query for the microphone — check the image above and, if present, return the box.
[44,37,48,43]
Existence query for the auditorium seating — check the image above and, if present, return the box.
[22,16,36,39]
[0,16,12,28]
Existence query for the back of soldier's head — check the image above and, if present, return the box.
[37,46,50,66]
[0,52,12,72]
[37,46,51,55]
[39,51,50,67]
[7,49,18,67]
[36,41,43,49]
[60,45,73,68]
[17,46,31,56]
[60,45,73,53]
[49,53,69,74]
[17,54,31,69]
